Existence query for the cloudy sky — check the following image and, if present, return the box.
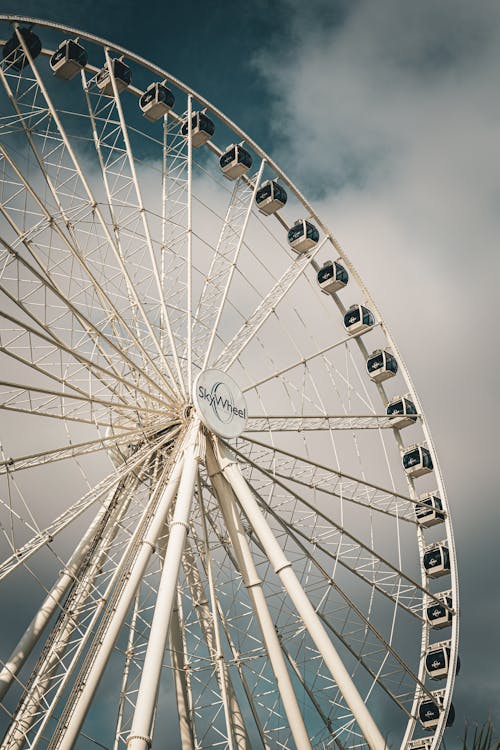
[1,0,499,743]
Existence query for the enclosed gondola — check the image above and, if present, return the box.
[255,179,287,215]
[180,110,215,147]
[425,641,459,680]
[2,27,41,71]
[343,304,375,335]
[49,39,88,80]
[416,492,445,527]
[423,542,450,578]
[219,144,252,180]
[402,444,433,477]
[366,349,398,382]
[317,260,348,294]
[386,396,418,428]
[426,591,453,629]
[139,81,175,121]
[408,740,433,750]
[96,58,131,96]
[287,219,320,253]
[419,690,455,730]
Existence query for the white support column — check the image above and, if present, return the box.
[183,539,249,750]
[170,591,195,750]
[212,438,387,750]
[2,473,144,750]
[0,480,121,700]
[113,591,141,750]
[56,451,186,750]
[127,421,202,750]
[198,478,237,750]
[206,442,313,750]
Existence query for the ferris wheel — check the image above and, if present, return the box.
[0,17,459,750]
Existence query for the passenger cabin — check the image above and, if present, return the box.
[255,180,287,215]
[425,641,459,680]
[426,591,453,629]
[408,740,433,750]
[50,39,88,80]
[2,28,41,71]
[317,260,348,294]
[287,219,320,253]
[96,58,131,96]
[423,542,450,578]
[402,445,433,478]
[140,81,175,121]
[343,304,375,335]
[386,396,417,429]
[416,492,445,527]
[220,144,252,180]
[366,349,398,382]
[419,690,455,730]
[180,111,215,147]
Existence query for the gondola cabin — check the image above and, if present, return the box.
[2,28,41,71]
[386,396,417,429]
[425,641,459,680]
[419,690,455,730]
[139,81,175,121]
[416,492,445,527]
[96,58,131,96]
[50,39,88,80]
[402,445,433,477]
[366,349,398,382]
[408,740,433,750]
[343,304,375,335]
[255,180,287,215]
[423,542,450,578]
[219,144,252,180]
[426,591,453,629]
[287,219,320,253]
[180,111,215,147]
[317,260,348,294]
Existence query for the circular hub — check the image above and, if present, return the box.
[193,368,247,438]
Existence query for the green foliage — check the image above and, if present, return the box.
[462,723,500,750]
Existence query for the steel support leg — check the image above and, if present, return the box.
[206,442,313,750]
[127,422,201,750]
[55,450,186,750]
[212,437,387,750]
[0,480,121,700]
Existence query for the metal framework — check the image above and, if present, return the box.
[0,16,458,750]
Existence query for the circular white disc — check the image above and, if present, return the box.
[193,369,247,438]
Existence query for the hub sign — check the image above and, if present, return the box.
[193,369,248,438]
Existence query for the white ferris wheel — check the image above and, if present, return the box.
[0,17,459,750]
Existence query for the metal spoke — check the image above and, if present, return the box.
[0,144,174,401]
[245,413,418,432]
[192,159,266,371]
[214,236,329,372]
[241,325,379,394]
[228,438,440,607]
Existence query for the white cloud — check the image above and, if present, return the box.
[254,0,500,731]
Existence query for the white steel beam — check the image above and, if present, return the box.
[170,590,196,750]
[182,537,249,750]
[55,448,186,750]
[0,480,125,700]
[206,441,313,750]
[211,437,387,750]
[127,420,202,750]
